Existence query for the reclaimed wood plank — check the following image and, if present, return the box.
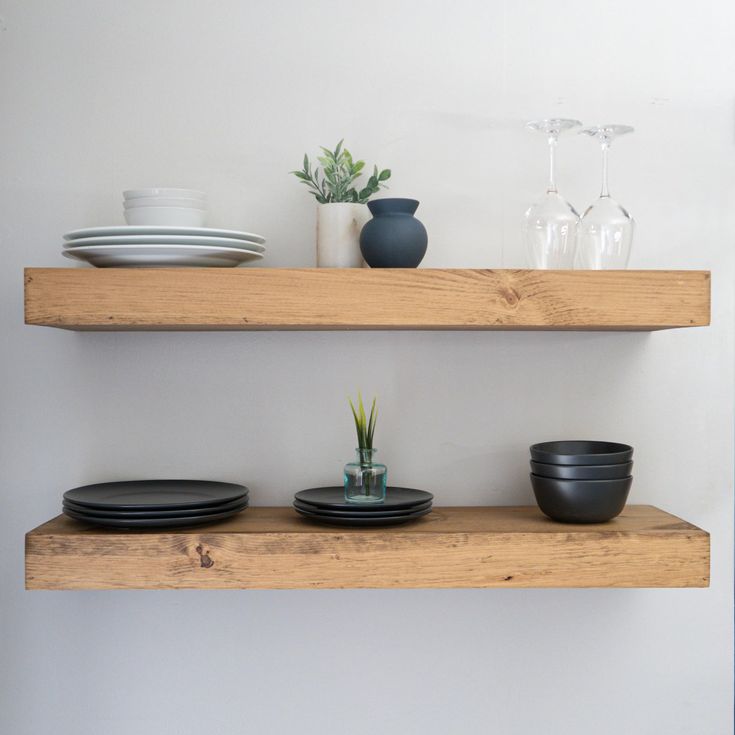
[25,506,710,590]
[24,268,710,331]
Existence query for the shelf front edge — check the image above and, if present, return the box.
[24,268,711,331]
[25,506,710,590]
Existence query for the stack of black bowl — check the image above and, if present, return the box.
[529,441,633,523]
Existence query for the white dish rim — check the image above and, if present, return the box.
[63,235,265,252]
[63,226,266,244]
[63,243,264,254]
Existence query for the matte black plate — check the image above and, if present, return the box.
[63,495,249,518]
[64,480,249,510]
[530,441,633,466]
[63,502,249,528]
[294,486,433,511]
[293,498,432,517]
[294,505,432,526]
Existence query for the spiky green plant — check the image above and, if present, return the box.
[348,392,378,450]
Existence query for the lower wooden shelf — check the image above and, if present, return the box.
[25,506,709,590]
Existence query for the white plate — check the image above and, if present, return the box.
[63,226,266,244]
[63,233,265,253]
[62,244,264,268]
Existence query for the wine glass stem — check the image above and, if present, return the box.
[600,142,610,198]
[547,135,558,193]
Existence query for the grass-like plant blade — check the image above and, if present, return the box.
[358,393,367,447]
[349,397,366,448]
[366,398,377,449]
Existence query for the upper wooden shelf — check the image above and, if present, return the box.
[24,268,710,331]
[25,505,709,590]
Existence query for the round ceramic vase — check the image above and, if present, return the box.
[359,198,428,268]
[316,202,369,267]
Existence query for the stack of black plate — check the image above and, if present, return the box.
[293,487,433,526]
[62,480,249,528]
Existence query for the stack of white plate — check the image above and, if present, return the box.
[62,226,266,268]
[123,188,208,227]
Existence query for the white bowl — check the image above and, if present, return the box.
[124,206,207,227]
[124,197,207,209]
[123,188,206,200]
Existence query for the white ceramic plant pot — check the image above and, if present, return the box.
[316,202,370,267]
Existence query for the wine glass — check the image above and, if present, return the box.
[523,118,582,269]
[577,125,635,269]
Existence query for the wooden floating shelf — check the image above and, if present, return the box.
[24,268,710,331]
[25,506,709,590]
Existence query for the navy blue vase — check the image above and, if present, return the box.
[360,198,428,268]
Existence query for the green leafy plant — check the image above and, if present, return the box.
[291,140,391,204]
[348,392,378,450]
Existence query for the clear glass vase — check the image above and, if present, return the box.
[344,448,387,503]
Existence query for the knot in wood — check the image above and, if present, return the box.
[499,287,520,306]
[195,545,214,568]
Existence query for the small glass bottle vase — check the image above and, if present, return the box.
[344,448,387,503]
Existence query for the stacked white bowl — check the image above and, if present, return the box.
[123,188,207,226]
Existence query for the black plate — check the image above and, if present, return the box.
[63,502,249,528]
[63,495,249,519]
[64,480,249,510]
[294,486,433,511]
[530,441,633,466]
[294,505,432,526]
[293,498,432,517]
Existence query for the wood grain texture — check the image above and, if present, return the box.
[24,268,711,331]
[25,506,710,590]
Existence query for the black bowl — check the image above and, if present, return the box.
[530,474,632,523]
[530,440,633,466]
[530,460,633,480]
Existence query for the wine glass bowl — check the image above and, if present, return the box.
[524,193,579,268]
[577,197,634,269]
[523,118,582,269]
[577,125,635,269]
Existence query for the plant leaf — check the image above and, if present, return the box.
[378,169,391,181]
[348,397,363,447]
[349,394,371,448]
[367,397,377,447]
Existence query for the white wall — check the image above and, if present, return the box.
[1,1,733,733]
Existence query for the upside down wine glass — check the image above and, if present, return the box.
[577,125,635,269]
[523,119,581,269]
